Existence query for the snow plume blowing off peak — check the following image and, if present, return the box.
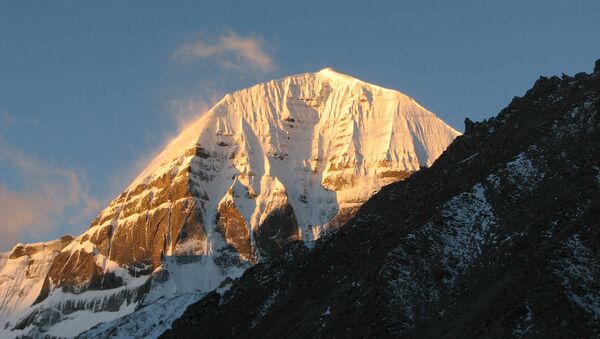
[0,68,460,338]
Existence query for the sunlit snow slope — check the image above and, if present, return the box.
[0,68,459,338]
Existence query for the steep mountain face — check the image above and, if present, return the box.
[163,61,600,338]
[0,68,459,337]
[0,237,73,319]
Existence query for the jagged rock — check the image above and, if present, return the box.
[254,203,300,259]
[0,237,73,323]
[216,200,254,261]
[464,117,475,134]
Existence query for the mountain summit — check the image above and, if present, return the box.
[0,69,459,337]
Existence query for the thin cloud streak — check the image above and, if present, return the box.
[0,107,40,127]
[173,30,276,73]
[0,135,100,250]
[168,92,222,129]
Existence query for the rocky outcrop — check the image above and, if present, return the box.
[254,203,300,259]
[0,237,73,320]
[217,200,254,261]
[34,166,205,301]
[7,236,73,260]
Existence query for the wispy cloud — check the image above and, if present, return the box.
[107,91,222,195]
[0,135,100,250]
[0,107,40,127]
[173,30,276,73]
[168,91,222,129]
[108,30,276,214]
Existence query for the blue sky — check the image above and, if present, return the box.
[0,1,599,249]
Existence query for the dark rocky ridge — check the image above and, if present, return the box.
[162,61,600,338]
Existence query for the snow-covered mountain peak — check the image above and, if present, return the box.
[317,66,336,73]
[1,69,460,338]
[315,66,356,80]
[128,69,459,192]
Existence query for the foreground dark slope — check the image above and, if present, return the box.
[163,61,600,338]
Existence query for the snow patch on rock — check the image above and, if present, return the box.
[436,183,497,283]
[554,234,600,324]
[504,152,544,191]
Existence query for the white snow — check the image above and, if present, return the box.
[554,234,600,321]
[484,152,545,194]
[439,183,496,280]
[504,152,544,190]
[485,173,501,189]
[145,255,245,306]
[250,290,279,328]
[513,301,535,337]
[46,300,137,338]
[81,291,205,339]
[1,274,148,338]
[385,183,497,331]
[61,237,95,254]
[0,239,69,322]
